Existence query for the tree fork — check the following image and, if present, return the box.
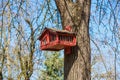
[55,0,91,80]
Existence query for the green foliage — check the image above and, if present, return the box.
[41,52,63,80]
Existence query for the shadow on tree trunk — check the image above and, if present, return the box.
[64,45,78,80]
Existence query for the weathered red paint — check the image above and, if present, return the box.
[38,26,76,54]
[65,25,72,31]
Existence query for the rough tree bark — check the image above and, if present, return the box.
[55,0,91,80]
[0,71,3,80]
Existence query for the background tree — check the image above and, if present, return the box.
[90,0,120,80]
[40,52,63,80]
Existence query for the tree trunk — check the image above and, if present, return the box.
[0,71,3,80]
[55,0,91,80]
[25,76,30,80]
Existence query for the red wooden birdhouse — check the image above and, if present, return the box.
[38,26,76,54]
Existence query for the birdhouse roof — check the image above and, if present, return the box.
[38,27,76,40]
